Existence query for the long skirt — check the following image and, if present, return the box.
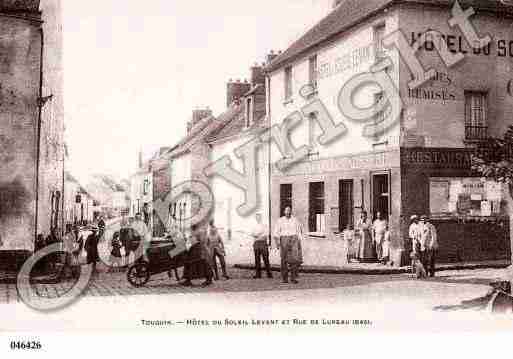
[358,231,375,261]
[183,243,213,280]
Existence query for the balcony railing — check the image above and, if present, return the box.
[465,125,488,141]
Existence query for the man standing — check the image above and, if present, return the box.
[409,215,420,254]
[98,216,106,238]
[372,212,387,262]
[419,215,438,277]
[131,212,152,262]
[142,203,151,227]
[251,213,273,279]
[273,206,303,284]
[85,227,100,276]
[207,219,229,281]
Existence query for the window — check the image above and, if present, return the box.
[373,91,385,142]
[284,66,293,100]
[245,97,252,128]
[280,184,292,216]
[464,91,488,140]
[309,55,318,89]
[309,182,325,233]
[374,24,386,60]
[339,180,354,231]
[143,179,150,195]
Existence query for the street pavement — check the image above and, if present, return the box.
[2,220,512,331]
[3,266,512,332]
[0,265,504,307]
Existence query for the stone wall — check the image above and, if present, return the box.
[0,13,42,252]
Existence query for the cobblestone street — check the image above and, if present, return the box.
[0,266,408,304]
[1,265,507,311]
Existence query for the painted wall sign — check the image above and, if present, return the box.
[316,44,373,80]
[406,72,456,102]
[279,150,400,175]
[402,149,472,168]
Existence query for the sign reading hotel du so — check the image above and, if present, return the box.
[410,31,513,57]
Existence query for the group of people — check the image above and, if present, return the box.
[408,215,439,278]
[355,211,392,265]
[247,206,303,284]
[179,219,230,287]
[61,217,108,278]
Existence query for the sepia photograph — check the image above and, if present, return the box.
[1,0,513,348]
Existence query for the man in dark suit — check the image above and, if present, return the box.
[85,227,100,276]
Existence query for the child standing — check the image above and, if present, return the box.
[109,232,123,272]
[381,224,391,265]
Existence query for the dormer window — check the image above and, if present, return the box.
[245,97,253,128]
[284,66,293,101]
[374,24,386,60]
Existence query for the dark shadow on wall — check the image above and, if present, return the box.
[0,177,32,224]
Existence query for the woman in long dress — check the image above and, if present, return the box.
[381,224,391,265]
[357,211,374,262]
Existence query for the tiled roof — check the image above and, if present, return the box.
[206,107,268,144]
[165,115,222,158]
[64,172,79,184]
[204,103,244,143]
[266,0,513,72]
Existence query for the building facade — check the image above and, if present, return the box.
[0,0,64,265]
[266,0,513,265]
[63,172,98,225]
[205,64,271,263]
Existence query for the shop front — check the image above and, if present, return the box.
[270,149,401,267]
[401,148,510,263]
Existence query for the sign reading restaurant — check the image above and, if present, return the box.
[402,148,472,168]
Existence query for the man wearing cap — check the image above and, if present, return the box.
[419,215,439,277]
[409,215,421,254]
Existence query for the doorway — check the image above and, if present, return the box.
[372,172,390,220]
[339,180,354,231]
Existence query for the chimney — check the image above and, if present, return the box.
[192,108,213,126]
[266,50,279,65]
[138,148,143,169]
[250,63,265,86]
[226,79,251,107]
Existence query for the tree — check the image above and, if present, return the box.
[472,125,513,278]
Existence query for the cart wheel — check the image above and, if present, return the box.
[127,263,150,287]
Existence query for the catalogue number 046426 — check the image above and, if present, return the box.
[10,341,42,350]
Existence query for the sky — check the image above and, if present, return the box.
[63,0,333,182]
